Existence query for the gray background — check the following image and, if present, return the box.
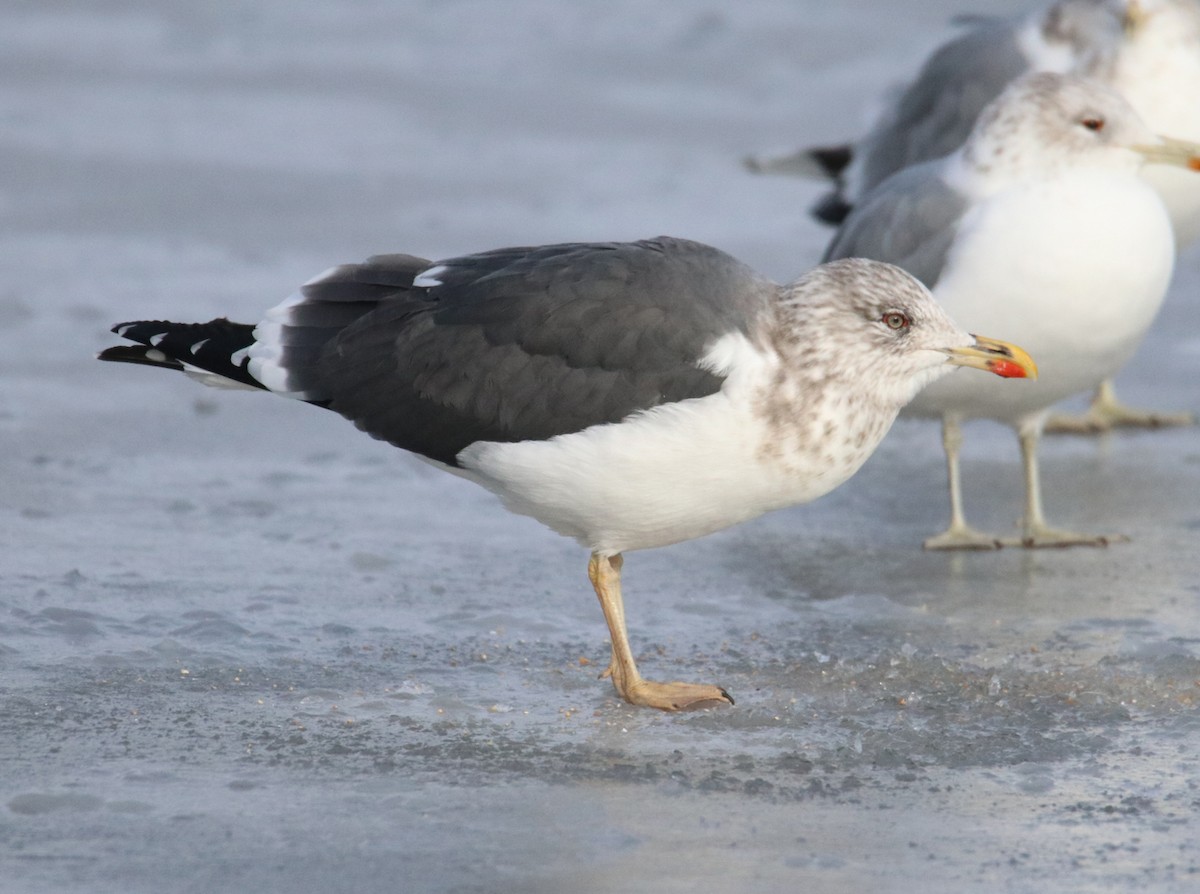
[2,1,1198,892]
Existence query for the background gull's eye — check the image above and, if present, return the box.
[882,311,910,331]
[1081,116,1105,132]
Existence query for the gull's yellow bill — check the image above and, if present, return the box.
[945,335,1038,380]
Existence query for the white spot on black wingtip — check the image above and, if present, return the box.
[181,364,259,391]
[115,323,135,338]
[230,346,251,366]
[149,333,167,347]
[146,348,169,363]
[190,338,210,354]
[413,265,448,288]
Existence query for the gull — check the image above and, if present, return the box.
[1108,0,1200,246]
[748,0,1200,432]
[746,0,1130,222]
[99,240,1033,709]
[1051,0,1200,431]
[823,72,1200,550]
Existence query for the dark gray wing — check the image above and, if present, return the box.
[822,161,968,290]
[856,20,1028,195]
[99,256,434,396]
[317,237,775,466]
[253,253,432,399]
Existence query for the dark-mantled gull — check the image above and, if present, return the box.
[99,239,1034,710]
[825,72,1200,550]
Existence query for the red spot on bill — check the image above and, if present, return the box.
[990,358,1033,379]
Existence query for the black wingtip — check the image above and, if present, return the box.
[97,344,185,370]
[98,317,265,388]
[810,192,853,226]
[807,144,853,180]
[109,319,176,337]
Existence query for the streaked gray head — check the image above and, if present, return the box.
[778,258,974,409]
[962,71,1155,181]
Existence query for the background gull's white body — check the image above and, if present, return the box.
[1108,0,1200,244]
[906,167,1173,422]
[824,72,1187,546]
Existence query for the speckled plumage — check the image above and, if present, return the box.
[100,239,1033,709]
[103,243,985,553]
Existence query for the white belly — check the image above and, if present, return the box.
[458,393,886,555]
[1142,164,1200,247]
[456,331,901,556]
[1112,45,1200,246]
[907,173,1174,425]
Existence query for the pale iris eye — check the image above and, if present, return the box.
[883,311,910,331]
[1081,117,1105,132]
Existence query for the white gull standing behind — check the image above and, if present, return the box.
[1055,0,1200,429]
[746,0,1129,222]
[1108,0,1200,245]
[824,72,1200,550]
[750,0,1200,432]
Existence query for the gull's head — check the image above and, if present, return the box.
[783,259,1036,410]
[962,72,1200,181]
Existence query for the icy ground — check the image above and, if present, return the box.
[2,1,1199,892]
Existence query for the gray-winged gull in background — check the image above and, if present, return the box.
[747,0,1128,221]
[1052,0,1200,432]
[99,238,1033,710]
[749,0,1200,433]
[824,72,1200,550]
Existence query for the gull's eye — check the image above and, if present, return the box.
[882,311,910,331]
[1081,116,1105,132]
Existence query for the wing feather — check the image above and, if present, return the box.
[318,238,775,465]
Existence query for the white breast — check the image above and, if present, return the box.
[1111,19,1200,244]
[906,170,1174,424]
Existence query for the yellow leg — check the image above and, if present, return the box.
[923,415,1002,551]
[997,422,1127,548]
[587,552,733,711]
[1045,379,1195,434]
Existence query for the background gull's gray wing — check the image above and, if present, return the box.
[822,161,968,290]
[317,237,776,466]
[948,13,1006,28]
[750,17,1030,226]
[854,19,1029,196]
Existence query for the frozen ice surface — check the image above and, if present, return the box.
[2,1,1199,892]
